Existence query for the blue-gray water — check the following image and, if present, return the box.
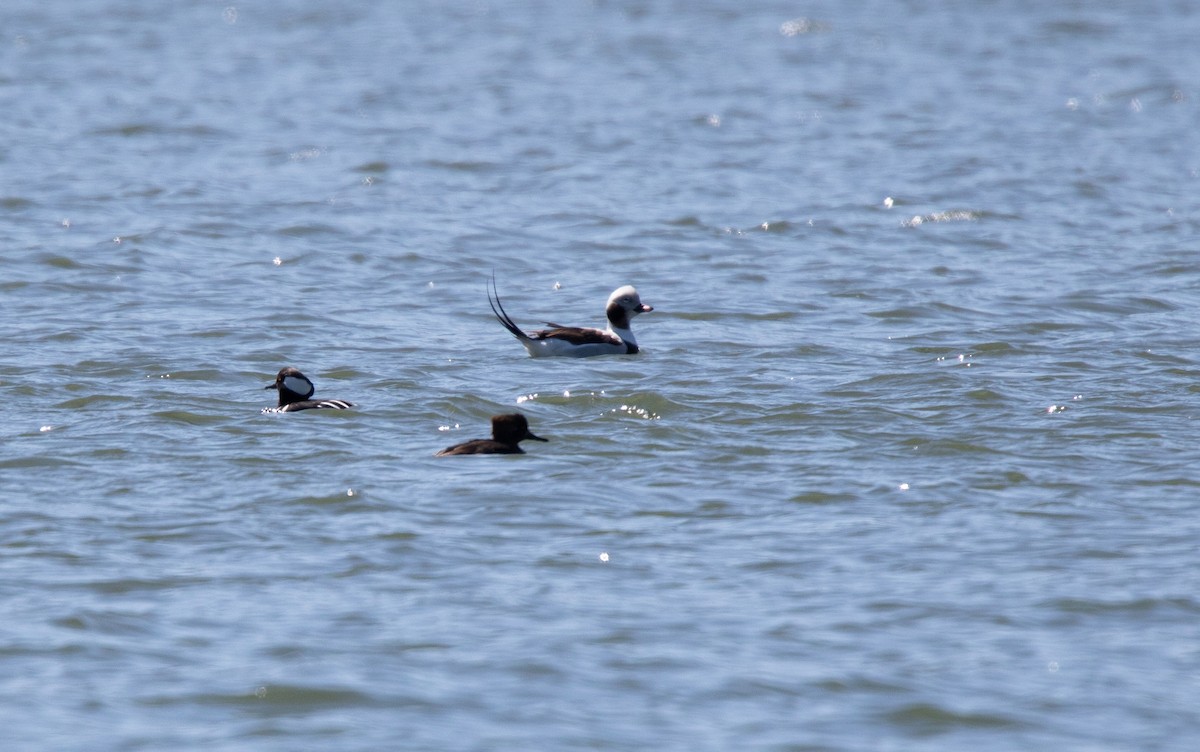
[3,1,1200,750]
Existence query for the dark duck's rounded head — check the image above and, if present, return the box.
[491,413,547,444]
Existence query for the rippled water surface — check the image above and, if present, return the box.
[4,1,1200,750]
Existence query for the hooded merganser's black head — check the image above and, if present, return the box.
[266,367,315,406]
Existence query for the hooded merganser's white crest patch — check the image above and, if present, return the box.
[488,275,653,358]
[282,374,312,397]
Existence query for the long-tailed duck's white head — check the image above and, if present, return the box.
[606,286,653,331]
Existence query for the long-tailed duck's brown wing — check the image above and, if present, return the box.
[530,326,624,347]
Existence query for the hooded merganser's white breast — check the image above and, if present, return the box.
[435,413,548,455]
[263,367,354,413]
[488,277,653,358]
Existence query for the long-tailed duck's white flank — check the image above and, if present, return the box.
[488,276,653,358]
[263,367,354,413]
[435,413,548,456]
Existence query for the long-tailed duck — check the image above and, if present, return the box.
[489,277,653,358]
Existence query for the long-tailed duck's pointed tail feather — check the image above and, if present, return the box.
[488,273,530,343]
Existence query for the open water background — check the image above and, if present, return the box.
[3,1,1200,749]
